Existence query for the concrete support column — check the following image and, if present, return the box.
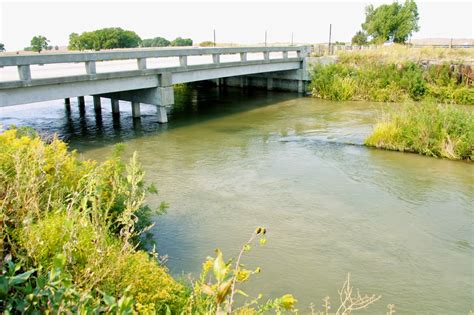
[111,99,120,115]
[263,52,270,61]
[282,51,288,59]
[298,80,304,93]
[131,102,141,118]
[93,96,101,113]
[267,78,273,91]
[240,77,247,88]
[156,106,168,124]
[78,96,85,107]
[240,52,247,62]
[212,54,220,64]
[64,98,71,112]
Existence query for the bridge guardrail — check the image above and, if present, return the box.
[0,46,311,83]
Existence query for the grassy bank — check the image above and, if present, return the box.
[1,127,387,313]
[309,46,473,104]
[365,102,474,160]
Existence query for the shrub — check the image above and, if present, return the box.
[98,248,186,313]
[0,128,182,313]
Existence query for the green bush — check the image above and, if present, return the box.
[0,128,183,313]
[365,102,474,160]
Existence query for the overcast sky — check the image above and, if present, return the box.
[0,0,472,50]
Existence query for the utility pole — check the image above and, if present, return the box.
[264,30,267,47]
[213,29,216,47]
[328,24,332,55]
[291,32,294,46]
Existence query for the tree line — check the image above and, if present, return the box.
[0,28,194,53]
[68,28,193,51]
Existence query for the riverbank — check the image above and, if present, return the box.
[309,46,473,104]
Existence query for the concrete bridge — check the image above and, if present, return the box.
[0,46,311,123]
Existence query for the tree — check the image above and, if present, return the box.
[68,33,82,50]
[351,31,368,45]
[141,37,170,47]
[68,28,141,51]
[30,35,50,53]
[171,37,193,47]
[362,0,419,44]
[0,43,5,52]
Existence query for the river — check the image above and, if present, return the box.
[0,86,472,313]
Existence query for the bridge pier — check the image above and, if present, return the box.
[111,99,120,115]
[93,96,101,113]
[131,102,141,118]
[240,77,248,88]
[156,106,168,123]
[297,80,304,93]
[267,78,273,91]
[64,98,71,111]
[78,96,85,108]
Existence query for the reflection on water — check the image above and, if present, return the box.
[0,86,472,313]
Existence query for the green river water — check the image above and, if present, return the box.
[1,87,472,313]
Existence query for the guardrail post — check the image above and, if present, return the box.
[263,51,270,61]
[17,65,31,81]
[240,52,247,62]
[179,56,188,68]
[282,51,288,59]
[137,58,147,70]
[85,61,96,75]
[212,54,220,64]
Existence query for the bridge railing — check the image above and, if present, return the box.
[0,46,311,83]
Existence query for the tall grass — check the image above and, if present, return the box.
[310,46,474,105]
[365,102,474,160]
[336,45,474,64]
